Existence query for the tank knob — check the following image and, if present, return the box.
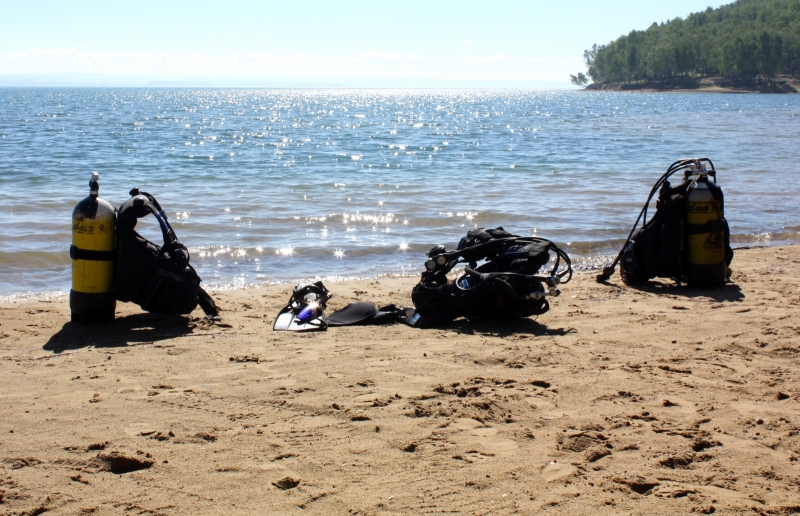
[89,171,100,194]
[427,245,446,258]
[129,187,140,196]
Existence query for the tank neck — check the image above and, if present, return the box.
[89,171,100,197]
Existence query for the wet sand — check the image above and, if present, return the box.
[1,245,799,515]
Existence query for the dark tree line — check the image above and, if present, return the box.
[583,0,800,84]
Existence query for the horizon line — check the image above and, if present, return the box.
[0,72,576,89]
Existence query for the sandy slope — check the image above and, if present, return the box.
[1,245,799,515]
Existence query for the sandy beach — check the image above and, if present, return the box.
[1,245,799,515]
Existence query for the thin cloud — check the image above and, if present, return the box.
[0,48,426,75]
[352,52,425,62]
[441,53,515,63]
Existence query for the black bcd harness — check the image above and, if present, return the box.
[412,227,572,321]
[113,188,219,318]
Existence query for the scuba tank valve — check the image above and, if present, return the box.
[70,172,116,323]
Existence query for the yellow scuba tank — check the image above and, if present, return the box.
[684,161,727,286]
[70,172,116,323]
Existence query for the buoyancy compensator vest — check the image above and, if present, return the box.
[597,158,733,287]
[412,227,572,321]
[113,188,219,318]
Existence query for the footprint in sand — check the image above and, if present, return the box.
[524,398,556,412]
[471,427,499,437]
[454,418,484,430]
[352,393,380,404]
[124,423,156,437]
[453,418,518,455]
[117,386,142,394]
[541,461,577,482]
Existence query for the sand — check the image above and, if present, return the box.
[1,245,799,515]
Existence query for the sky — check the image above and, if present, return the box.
[0,0,731,87]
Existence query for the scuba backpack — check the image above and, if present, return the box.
[597,158,733,287]
[412,227,572,322]
[113,188,219,318]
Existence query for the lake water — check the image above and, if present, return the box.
[1,88,798,298]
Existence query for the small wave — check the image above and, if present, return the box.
[0,290,66,304]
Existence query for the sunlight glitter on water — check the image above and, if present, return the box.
[0,88,799,295]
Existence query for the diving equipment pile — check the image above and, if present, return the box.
[412,227,572,322]
[272,282,417,332]
[597,158,733,287]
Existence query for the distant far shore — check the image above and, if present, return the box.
[586,74,799,93]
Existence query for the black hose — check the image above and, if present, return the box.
[432,235,573,285]
[548,242,572,283]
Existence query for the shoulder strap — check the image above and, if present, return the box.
[117,188,178,249]
[198,287,220,319]
[136,190,179,247]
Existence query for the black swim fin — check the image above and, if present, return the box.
[272,305,327,331]
[326,302,417,327]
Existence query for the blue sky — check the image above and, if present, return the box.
[0,0,730,86]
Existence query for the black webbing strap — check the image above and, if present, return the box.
[142,277,166,312]
[70,245,115,262]
[685,219,727,236]
[198,287,220,319]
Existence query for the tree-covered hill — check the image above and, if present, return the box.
[581,0,800,87]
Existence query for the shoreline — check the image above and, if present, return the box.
[2,245,800,513]
[0,242,786,303]
[586,86,797,94]
[585,74,800,94]
[586,85,784,94]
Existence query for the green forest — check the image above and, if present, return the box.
[578,0,800,85]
